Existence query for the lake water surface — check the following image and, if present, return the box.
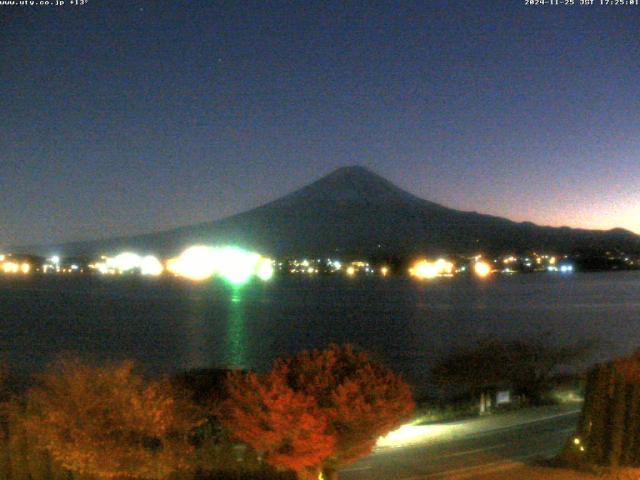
[1,272,639,396]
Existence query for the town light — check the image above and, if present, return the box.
[2,262,19,274]
[167,245,269,284]
[256,258,275,281]
[412,260,438,279]
[410,258,454,280]
[108,252,142,273]
[140,255,163,276]
[216,247,261,285]
[167,246,219,281]
[560,264,574,273]
[473,260,491,278]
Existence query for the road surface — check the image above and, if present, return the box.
[340,405,581,480]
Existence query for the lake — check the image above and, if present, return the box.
[1,272,639,396]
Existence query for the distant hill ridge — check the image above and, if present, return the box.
[13,166,640,258]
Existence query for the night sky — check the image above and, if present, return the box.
[1,0,639,247]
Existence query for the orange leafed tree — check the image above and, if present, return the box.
[223,369,335,479]
[24,357,204,479]
[223,344,414,479]
[280,344,415,475]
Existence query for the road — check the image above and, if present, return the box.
[340,405,581,480]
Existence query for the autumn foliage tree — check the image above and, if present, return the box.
[24,357,205,479]
[224,369,335,479]
[223,344,414,479]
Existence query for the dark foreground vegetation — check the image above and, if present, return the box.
[0,345,413,480]
[4,337,638,480]
[430,336,594,408]
[560,352,640,472]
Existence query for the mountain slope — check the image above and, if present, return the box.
[15,166,640,257]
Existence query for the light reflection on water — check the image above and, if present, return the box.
[1,272,640,397]
[226,288,247,369]
[182,286,249,371]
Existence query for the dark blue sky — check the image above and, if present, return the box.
[1,0,638,246]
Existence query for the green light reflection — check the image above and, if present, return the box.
[226,287,247,368]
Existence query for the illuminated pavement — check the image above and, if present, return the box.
[340,404,581,480]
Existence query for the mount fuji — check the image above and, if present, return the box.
[16,166,640,258]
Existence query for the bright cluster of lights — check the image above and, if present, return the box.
[166,245,274,284]
[43,256,61,274]
[0,255,31,275]
[547,263,574,273]
[256,258,275,281]
[288,259,320,274]
[1,261,30,274]
[328,259,342,272]
[0,249,589,280]
[473,260,492,278]
[286,258,377,276]
[91,252,164,276]
[409,258,454,280]
[43,255,82,274]
[346,261,374,276]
